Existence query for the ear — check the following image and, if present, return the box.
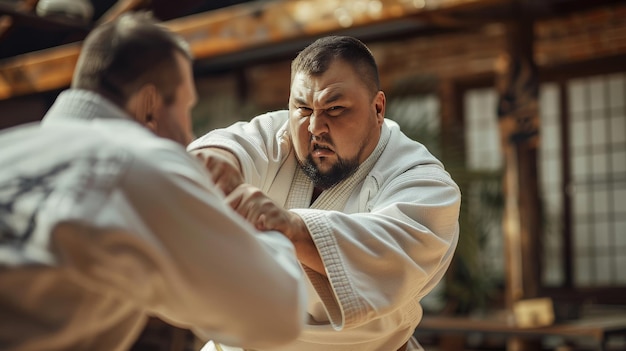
[373,91,386,126]
[125,84,162,131]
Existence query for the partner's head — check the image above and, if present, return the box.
[72,12,197,146]
[288,36,386,189]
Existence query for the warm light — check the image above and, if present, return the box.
[413,0,426,8]
[293,1,314,24]
[352,0,368,15]
[335,8,353,27]
[368,0,383,18]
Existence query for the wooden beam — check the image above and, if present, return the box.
[0,0,511,100]
[0,42,81,99]
[166,0,511,59]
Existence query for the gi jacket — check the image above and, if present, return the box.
[189,110,461,351]
[0,91,307,351]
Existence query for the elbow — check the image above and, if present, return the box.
[255,285,306,346]
[192,303,304,350]
[240,309,303,349]
[238,279,306,348]
[271,308,304,341]
[258,317,303,347]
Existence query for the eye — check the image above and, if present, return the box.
[326,106,345,117]
[297,106,313,116]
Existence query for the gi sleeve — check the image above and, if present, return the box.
[291,165,460,330]
[50,146,307,350]
[187,111,291,191]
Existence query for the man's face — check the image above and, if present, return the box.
[288,59,385,189]
[153,52,197,146]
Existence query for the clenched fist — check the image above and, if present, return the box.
[192,147,244,196]
[225,183,326,275]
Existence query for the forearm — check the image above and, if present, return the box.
[190,147,243,195]
[122,159,305,348]
[191,146,241,172]
[291,227,326,276]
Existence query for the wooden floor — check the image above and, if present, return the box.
[419,339,626,351]
[127,322,626,351]
[414,304,626,351]
[128,312,626,351]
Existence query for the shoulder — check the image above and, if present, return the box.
[3,120,209,190]
[188,110,290,153]
[380,119,443,169]
[96,121,211,187]
[247,110,289,131]
[372,120,458,187]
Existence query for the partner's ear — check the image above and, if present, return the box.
[125,84,162,131]
[374,91,386,125]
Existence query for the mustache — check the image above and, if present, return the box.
[311,135,334,148]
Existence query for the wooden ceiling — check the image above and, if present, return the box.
[0,0,621,100]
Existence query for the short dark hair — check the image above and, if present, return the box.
[72,12,192,106]
[291,36,380,96]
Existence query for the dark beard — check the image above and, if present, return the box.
[299,153,359,189]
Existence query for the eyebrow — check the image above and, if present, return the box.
[292,91,344,106]
[293,97,308,106]
[323,92,343,105]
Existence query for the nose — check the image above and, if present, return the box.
[307,112,328,136]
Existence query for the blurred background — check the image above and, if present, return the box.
[1,0,625,350]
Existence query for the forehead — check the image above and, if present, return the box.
[290,60,366,101]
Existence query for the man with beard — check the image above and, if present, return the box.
[190,35,461,351]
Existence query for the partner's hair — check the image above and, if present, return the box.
[291,35,380,97]
[72,11,192,106]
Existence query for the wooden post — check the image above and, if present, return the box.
[496,0,543,349]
